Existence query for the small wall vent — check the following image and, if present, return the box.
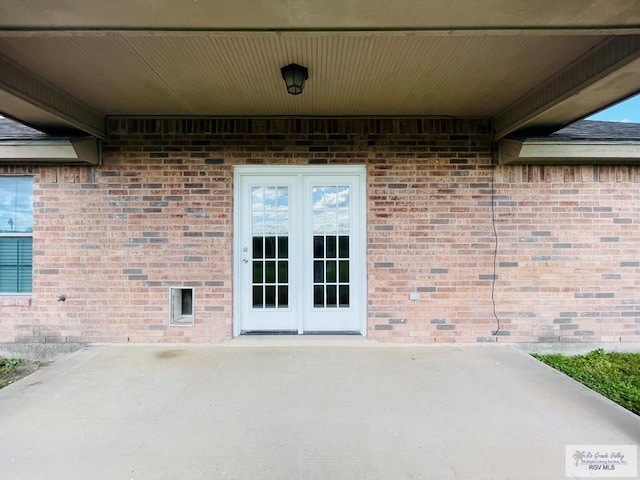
[170,287,194,326]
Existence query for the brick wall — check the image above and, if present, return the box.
[0,118,638,345]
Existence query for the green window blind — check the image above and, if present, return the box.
[0,237,32,293]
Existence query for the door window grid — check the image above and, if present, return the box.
[251,186,289,309]
[311,185,350,308]
[312,185,350,235]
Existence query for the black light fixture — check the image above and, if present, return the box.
[281,63,308,95]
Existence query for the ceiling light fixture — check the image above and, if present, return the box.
[281,63,308,95]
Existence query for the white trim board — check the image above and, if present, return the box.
[499,138,640,165]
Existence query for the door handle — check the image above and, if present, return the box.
[242,259,249,264]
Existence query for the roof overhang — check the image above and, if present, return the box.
[0,137,101,165]
[1,1,640,139]
[498,138,640,165]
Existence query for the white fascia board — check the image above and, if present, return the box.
[494,35,640,139]
[0,142,77,158]
[499,138,640,165]
[0,55,105,138]
[0,137,101,165]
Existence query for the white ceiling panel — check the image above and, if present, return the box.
[0,32,605,117]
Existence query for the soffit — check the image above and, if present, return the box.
[0,32,605,117]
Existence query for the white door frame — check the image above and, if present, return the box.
[233,165,367,337]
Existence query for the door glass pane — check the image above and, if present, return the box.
[277,187,289,235]
[326,260,336,283]
[265,236,276,258]
[338,208,350,234]
[325,208,337,232]
[265,212,277,235]
[251,185,289,309]
[251,187,264,235]
[252,211,264,235]
[252,261,263,283]
[314,285,324,307]
[278,286,289,308]
[313,236,324,259]
[252,237,263,259]
[253,286,263,308]
[311,185,351,310]
[312,186,325,235]
[278,261,288,283]
[265,286,276,308]
[339,261,349,283]
[314,260,324,283]
[339,286,350,307]
[326,236,336,258]
[278,237,288,259]
[265,261,276,283]
[339,236,349,258]
[326,285,337,307]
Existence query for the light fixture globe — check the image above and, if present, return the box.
[281,63,308,95]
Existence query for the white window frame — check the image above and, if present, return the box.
[0,176,33,295]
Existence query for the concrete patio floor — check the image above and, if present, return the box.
[0,338,638,480]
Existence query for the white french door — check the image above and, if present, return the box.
[234,166,366,335]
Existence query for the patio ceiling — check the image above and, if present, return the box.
[0,1,639,139]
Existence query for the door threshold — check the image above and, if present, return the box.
[227,334,376,347]
[304,331,362,335]
[241,330,298,336]
[241,330,361,336]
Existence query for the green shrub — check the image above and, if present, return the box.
[533,349,640,416]
[0,357,23,374]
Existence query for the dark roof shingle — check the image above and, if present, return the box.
[0,117,50,140]
[551,120,640,141]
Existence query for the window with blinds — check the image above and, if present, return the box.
[0,177,33,293]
